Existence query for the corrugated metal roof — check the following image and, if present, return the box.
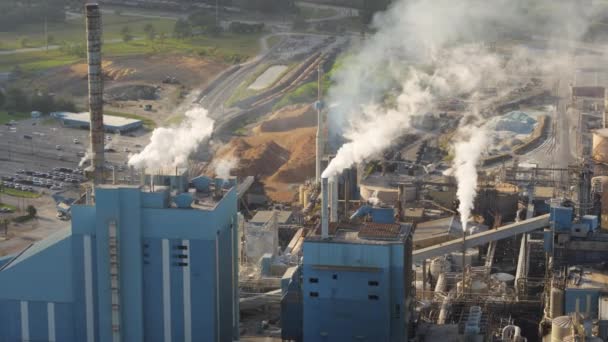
[358,223,402,239]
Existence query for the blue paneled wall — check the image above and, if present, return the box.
[0,181,238,342]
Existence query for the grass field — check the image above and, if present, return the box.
[1,188,41,199]
[0,13,176,51]
[0,111,30,125]
[296,5,338,20]
[0,33,264,72]
[0,203,16,211]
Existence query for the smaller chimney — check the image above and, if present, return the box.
[329,176,339,222]
[321,177,329,238]
[396,184,405,221]
[344,169,350,217]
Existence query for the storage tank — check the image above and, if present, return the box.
[471,280,489,294]
[550,287,564,319]
[451,248,480,268]
[430,257,450,279]
[593,129,608,164]
[491,273,515,286]
[552,316,574,342]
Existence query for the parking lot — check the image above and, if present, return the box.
[0,117,152,188]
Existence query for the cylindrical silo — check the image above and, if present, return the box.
[491,273,515,286]
[550,287,564,319]
[471,280,489,295]
[451,248,480,268]
[434,273,447,294]
[430,257,450,279]
[552,316,574,342]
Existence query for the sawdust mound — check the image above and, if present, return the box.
[257,104,316,133]
[70,61,135,81]
[217,139,290,178]
[269,132,315,183]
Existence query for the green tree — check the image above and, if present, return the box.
[5,87,29,112]
[26,205,36,218]
[121,26,133,43]
[173,19,193,39]
[20,37,29,48]
[30,92,55,114]
[47,34,55,45]
[143,23,156,41]
[0,90,5,108]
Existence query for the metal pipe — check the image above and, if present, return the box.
[329,175,338,222]
[344,169,350,217]
[321,177,329,238]
[85,3,105,184]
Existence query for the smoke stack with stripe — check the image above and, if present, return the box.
[85,3,105,184]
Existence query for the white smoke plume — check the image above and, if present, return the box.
[129,106,214,170]
[452,126,488,232]
[212,157,238,181]
[322,0,598,179]
[79,150,91,168]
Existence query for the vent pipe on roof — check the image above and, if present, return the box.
[321,177,329,238]
[85,3,105,184]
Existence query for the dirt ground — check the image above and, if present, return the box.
[210,104,317,203]
[30,54,228,123]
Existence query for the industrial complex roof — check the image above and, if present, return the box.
[567,267,608,290]
[310,222,411,244]
[250,210,294,225]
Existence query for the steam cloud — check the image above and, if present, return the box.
[452,126,487,231]
[212,157,238,181]
[129,106,214,170]
[322,0,598,191]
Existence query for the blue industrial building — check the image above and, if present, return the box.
[282,206,414,341]
[0,173,239,342]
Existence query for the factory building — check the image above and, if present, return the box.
[0,173,239,342]
[51,111,143,133]
[282,204,414,341]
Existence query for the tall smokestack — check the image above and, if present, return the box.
[86,3,105,184]
[321,177,329,238]
[315,64,324,183]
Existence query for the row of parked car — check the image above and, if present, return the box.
[2,167,86,192]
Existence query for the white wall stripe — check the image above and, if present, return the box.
[182,239,192,342]
[162,239,172,342]
[215,234,220,342]
[84,235,95,342]
[20,301,29,341]
[48,302,56,342]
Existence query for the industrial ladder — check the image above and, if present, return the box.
[108,221,122,342]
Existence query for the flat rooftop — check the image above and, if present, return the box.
[310,221,412,244]
[567,267,608,290]
[52,111,142,129]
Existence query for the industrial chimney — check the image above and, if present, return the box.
[315,64,324,183]
[85,3,105,184]
[321,177,329,238]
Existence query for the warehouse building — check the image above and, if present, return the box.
[0,173,239,342]
[51,111,143,133]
